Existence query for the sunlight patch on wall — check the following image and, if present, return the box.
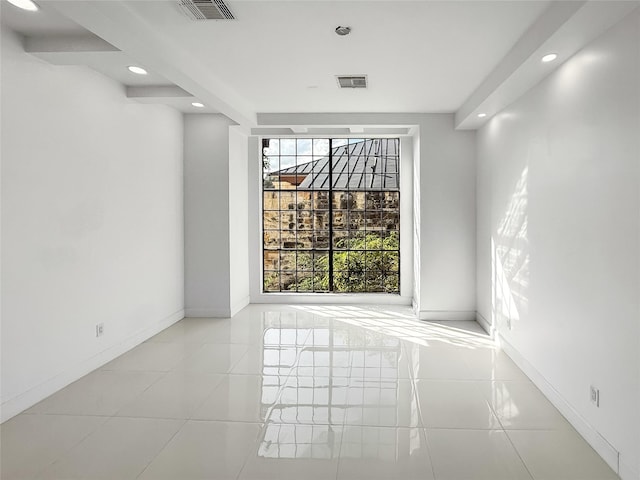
[492,166,530,330]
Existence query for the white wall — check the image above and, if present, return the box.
[184,113,236,317]
[411,131,422,315]
[399,137,414,301]
[417,115,476,320]
[477,11,639,479]
[247,132,416,305]
[228,127,250,315]
[0,27,184,421]
[183,114,251,317]
[476,123,492,332]
[246,115,476,314]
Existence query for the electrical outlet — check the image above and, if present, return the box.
[590,385,600,407]
[96,323,104,338]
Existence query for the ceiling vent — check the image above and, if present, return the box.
[178,0,235,20]
[336,75,368,89]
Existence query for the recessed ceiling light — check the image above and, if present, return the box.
[542,53,558,63]
[127,65,148,75]
[191,102,205,108]
[335,26,351,36]
[6,0,39,11]
[477,113,487,118]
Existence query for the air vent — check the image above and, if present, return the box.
[178,0,234,20]
[336,75,368,89]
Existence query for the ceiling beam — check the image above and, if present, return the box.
[455,1,638,129]
[24,33,125,66]
[257,112,426,127]
[126,86,193,99]
[46,0,255,127]
[24,33,118,53]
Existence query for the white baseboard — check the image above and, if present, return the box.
[0,309,184,424]
[499,334,621,476]
[230,295,251,317]
[184,307,231,318]
[475,311,494,336]
[619,458,639,480]
[418,310,476,321]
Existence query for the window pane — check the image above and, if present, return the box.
[280,139,296,156]
[314,192,330,210]
[383,212,399,230]
[264,271,280,291]
[280,252,296,271]
[296,138,312,156]
[384,191,399,209]
[263,155,279,174]
[313,212,328,230]
[314,232,330,250]
[280,191,296,209]
[280,271,295,291]
[280,211,295,231]
[383,274,399,293]
[313,139,329,156]
[383,252,400,273]
[333,231,348,250]
[263,139,279,156]
[349,230,366,250]
[297,252,314,271]
[264,191,280,210]
[264,251,280,270]
[264,231,280,250]
[264,211,279,229]
[295,271,314,292]
[349,211,365,231]
[364,232,383,250]
[332,210,348,230]
[383,231,399,250]
[297,191,312,210]
[297,234,313,250]
[296,211,312,231]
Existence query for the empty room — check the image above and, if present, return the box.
[1,0,638,479]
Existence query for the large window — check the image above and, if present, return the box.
[262,138,400,293]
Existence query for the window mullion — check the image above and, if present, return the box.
[328,138,334,292]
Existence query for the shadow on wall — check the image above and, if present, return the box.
[492,166,530,331]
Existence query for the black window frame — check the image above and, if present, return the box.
[262,138,400,294]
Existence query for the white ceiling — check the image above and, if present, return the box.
[2,0,637,126]
[0,0,84,35]
[120,0,549,113]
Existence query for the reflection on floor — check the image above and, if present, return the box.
[1,304,619,479]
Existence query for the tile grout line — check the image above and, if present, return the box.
[408,350,438,480]
[134,418,189,480]
[475,379,537,480]
[235,314,314,479]
[23,413,111,478]
[502,428,537,480]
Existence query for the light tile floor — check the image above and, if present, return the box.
[1,304,620,479]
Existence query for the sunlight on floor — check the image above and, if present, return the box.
[293,304,495,349]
